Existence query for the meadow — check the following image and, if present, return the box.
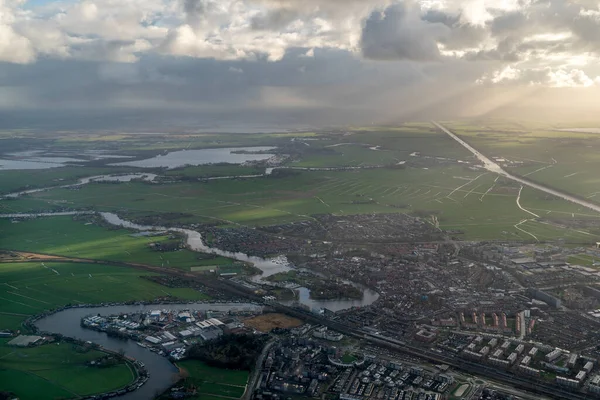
[176,360,248,399]
[0,216,235,272]
[3,123,600,242]
[0,341,134,399]
[164,164,265,179]
[10,164,600,241]
[0,262,208,323]
[0,166,139,196]
[444,120,600,207]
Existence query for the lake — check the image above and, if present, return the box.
[111,147,276,169]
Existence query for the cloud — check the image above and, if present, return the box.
[0,0,35,63]
[3,0,600,126]
[361,3,448,61]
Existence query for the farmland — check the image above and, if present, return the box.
[176,359,249,399]
[0,166,141,196]
[3,124,600,242]
[0,262,208,324]
[6,164,599,240]
[0,216,236,272]
[444,120,600,208]
[0,341,134,400]
[0,335,135,400]
[1,123,599,241]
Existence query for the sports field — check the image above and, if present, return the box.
[176,360,249,399]
[0,216,235,271]
[0,341,134,399]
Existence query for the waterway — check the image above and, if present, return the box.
[34,303,261,400]
[100,212,379,312]
[433,121,600,214]
[3,173,157,199]
[1,210,379,312]
[111,147,276,169]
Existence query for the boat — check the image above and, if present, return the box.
[136,342,147,348]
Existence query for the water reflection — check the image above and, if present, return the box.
[111,147,276,169]
[35,303,261,400]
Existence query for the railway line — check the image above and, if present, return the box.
[5,248,590,399]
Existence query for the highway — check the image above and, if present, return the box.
[432,121,600,215]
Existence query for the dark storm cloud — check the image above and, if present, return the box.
[361,3,448,61]
[489,11,528,37]
[182,0,210,25]
[250,9,299,30]
[421,9,460,26]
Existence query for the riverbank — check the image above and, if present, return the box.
[3,302,149,400]
[30,302,262,400]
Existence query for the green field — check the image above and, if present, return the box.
[568,254,600,266]
[0,216,235,271]
[444,120,600,208]
[0,166,138,195]
[176,360,248,399]
[0,262,208,325]
[8,164,600,240]
[292,126,470,167]
[341,352,358,363]
[0,342,134,399]
[164,165,265,179]
[3,124,600,241]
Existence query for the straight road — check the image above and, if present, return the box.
[432,122,600,215]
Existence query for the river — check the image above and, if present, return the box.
[100,212,379,312]
[34,303,261,400]
[3,173,158,199]
[0,209,378,311]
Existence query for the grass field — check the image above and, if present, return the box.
[0,166,138,195]
[293,126,470,167]
[164,165,265,178]
[0,262,208,327]
[0,216,235,271]
[177,360,248,399]
[444,120,600,208]
[10,164,600,240]
[568,254,600,266]
[3,123,600,240]
[0,342,134,399]
[341,352,358,363]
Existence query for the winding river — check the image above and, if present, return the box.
[0,211,379,311]
[2,173,380,399]
[34,303,261,400]
[99,212,379,312]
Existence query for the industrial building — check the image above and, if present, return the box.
[527,288,562,308]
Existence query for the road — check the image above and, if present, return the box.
[7,247,587,399]
[243,338,276,400]
[432,122,600,215]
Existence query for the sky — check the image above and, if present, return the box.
[2,0,600,128]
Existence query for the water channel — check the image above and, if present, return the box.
[3,176,379,399]
[99,212,379,312]
[34,303,261,400]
